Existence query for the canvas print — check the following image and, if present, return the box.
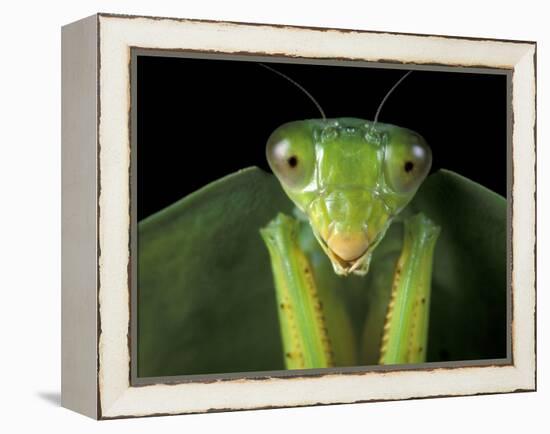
[135,55,507,379]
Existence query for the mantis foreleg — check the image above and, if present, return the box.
[260,213,334,369]
[379,213,440,365]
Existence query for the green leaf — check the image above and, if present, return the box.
[138,167,507,377]
[362,169,507,363]
[138,167,293,377]
[409,169,507,362]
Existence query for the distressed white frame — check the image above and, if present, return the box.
[62,13,536,419]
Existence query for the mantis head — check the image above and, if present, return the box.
[266,118,432,276]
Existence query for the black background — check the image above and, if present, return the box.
[137,55,507,220]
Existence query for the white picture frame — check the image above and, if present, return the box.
[61,13,536,419]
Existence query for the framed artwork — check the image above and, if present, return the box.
[61,13,536,419]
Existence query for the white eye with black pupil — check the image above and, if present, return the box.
[384,136,432,194]
[266,123,314,189]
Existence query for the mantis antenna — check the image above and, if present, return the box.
[258,63,327,120]
[373,70,413,125]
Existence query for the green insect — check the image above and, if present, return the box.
[259,64,441,368]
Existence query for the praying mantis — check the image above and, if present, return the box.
[259,64,441,368]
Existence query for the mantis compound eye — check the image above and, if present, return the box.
[383,133,432,194]
[266,122,314,189]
